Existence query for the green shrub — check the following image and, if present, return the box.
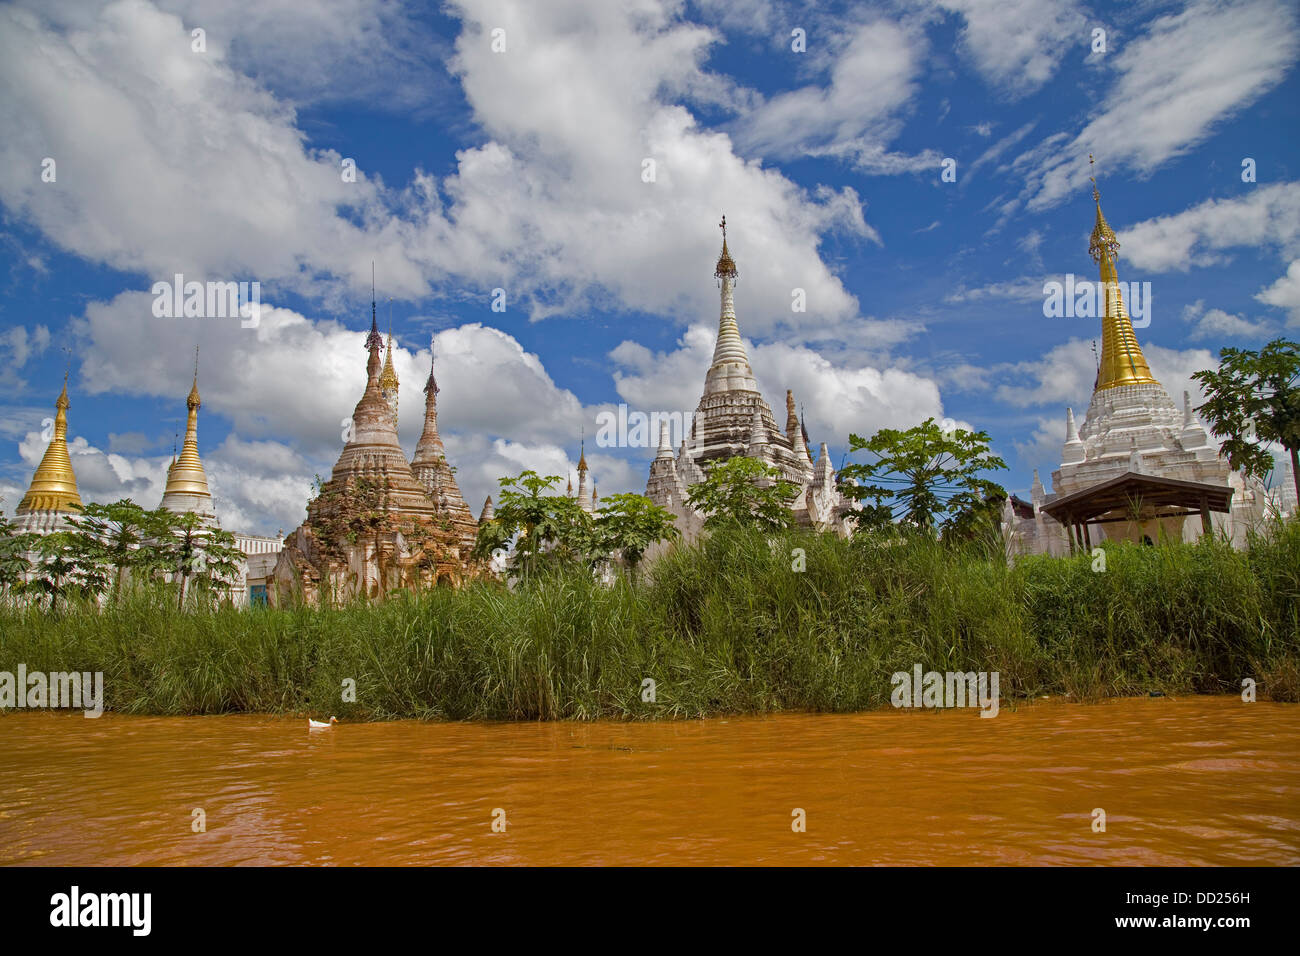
[1,521,1296,719]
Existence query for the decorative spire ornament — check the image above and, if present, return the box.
[1087,156,1158,391]
[704,215,757,396]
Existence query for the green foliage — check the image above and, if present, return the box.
[64,499,168,599]
[1192,338,1300,503]
[838,418,1007,535]
[152,510,245,609]
[1,498,246,610]
[17,531,102,609]
[472,470,593,582]
[592,492,679,577]
[3,521,1297,718]
[684,455,799,531]
[0,513,34,597]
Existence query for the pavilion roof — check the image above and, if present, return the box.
[1041,471,1233,526]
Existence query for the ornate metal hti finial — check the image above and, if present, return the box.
[714,213,737,280]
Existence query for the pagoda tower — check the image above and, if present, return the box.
[314,299,435,518]
[1009,161,1276,553]
[13,374,83,534]
[379,329,399,430]
[159,350,217,523]
[576,439,594,513]
[273,294,477,601]
[643,216,852,543]
[411,339,478,554]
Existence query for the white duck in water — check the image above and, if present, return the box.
[308,716,338,729]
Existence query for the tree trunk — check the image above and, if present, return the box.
[1291,444,1300,508]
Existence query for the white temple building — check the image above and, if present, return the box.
[1004,174,1295,556]
[644,218,854,542]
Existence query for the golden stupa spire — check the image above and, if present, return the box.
[380,295,399,394]
[1088,156,1158,391]
[380,330,399,392]
[162,346,211,501]
[17,365,83,515]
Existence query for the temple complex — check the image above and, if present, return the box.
[9,204,1293,598]
[1004,166,1294,555]
[271,301,478,602]
[644,218,854,541]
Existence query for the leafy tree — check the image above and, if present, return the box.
[0,513,34,600]
[19,531,100,610]
[942,489,1009,553]
[153,510,245,609]
[64,499,169,601]
[473,470,593,581]
[1192,338,1300,505]
[838,418,1007,535]
[592,492,679,579]
[684,455,799,532]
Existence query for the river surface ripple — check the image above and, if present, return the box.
[1,697,1297,866]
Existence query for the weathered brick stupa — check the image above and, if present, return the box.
[410,339,478,556]
[644,217,854,543]
[273,299,478,602]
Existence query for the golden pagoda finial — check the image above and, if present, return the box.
[162,346,211,503]
[187,345,201,410]
[379,300,399,431]
[1085,158,1159,391]
[380,330,399,391]
[715,214,737,279]
[1087,154,1119,266]
[17,371,83,515]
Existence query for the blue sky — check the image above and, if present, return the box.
[1,0,1297,535]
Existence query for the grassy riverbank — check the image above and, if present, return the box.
[2,522,1298,719]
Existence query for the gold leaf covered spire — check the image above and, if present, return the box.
[1088,156,1159,392]
[17,373,83,515]
[163,347,211,500]
[380,330,399,392]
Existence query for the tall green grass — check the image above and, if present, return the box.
[2,521,1297,719]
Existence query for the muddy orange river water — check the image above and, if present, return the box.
[1,697,1297,865]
